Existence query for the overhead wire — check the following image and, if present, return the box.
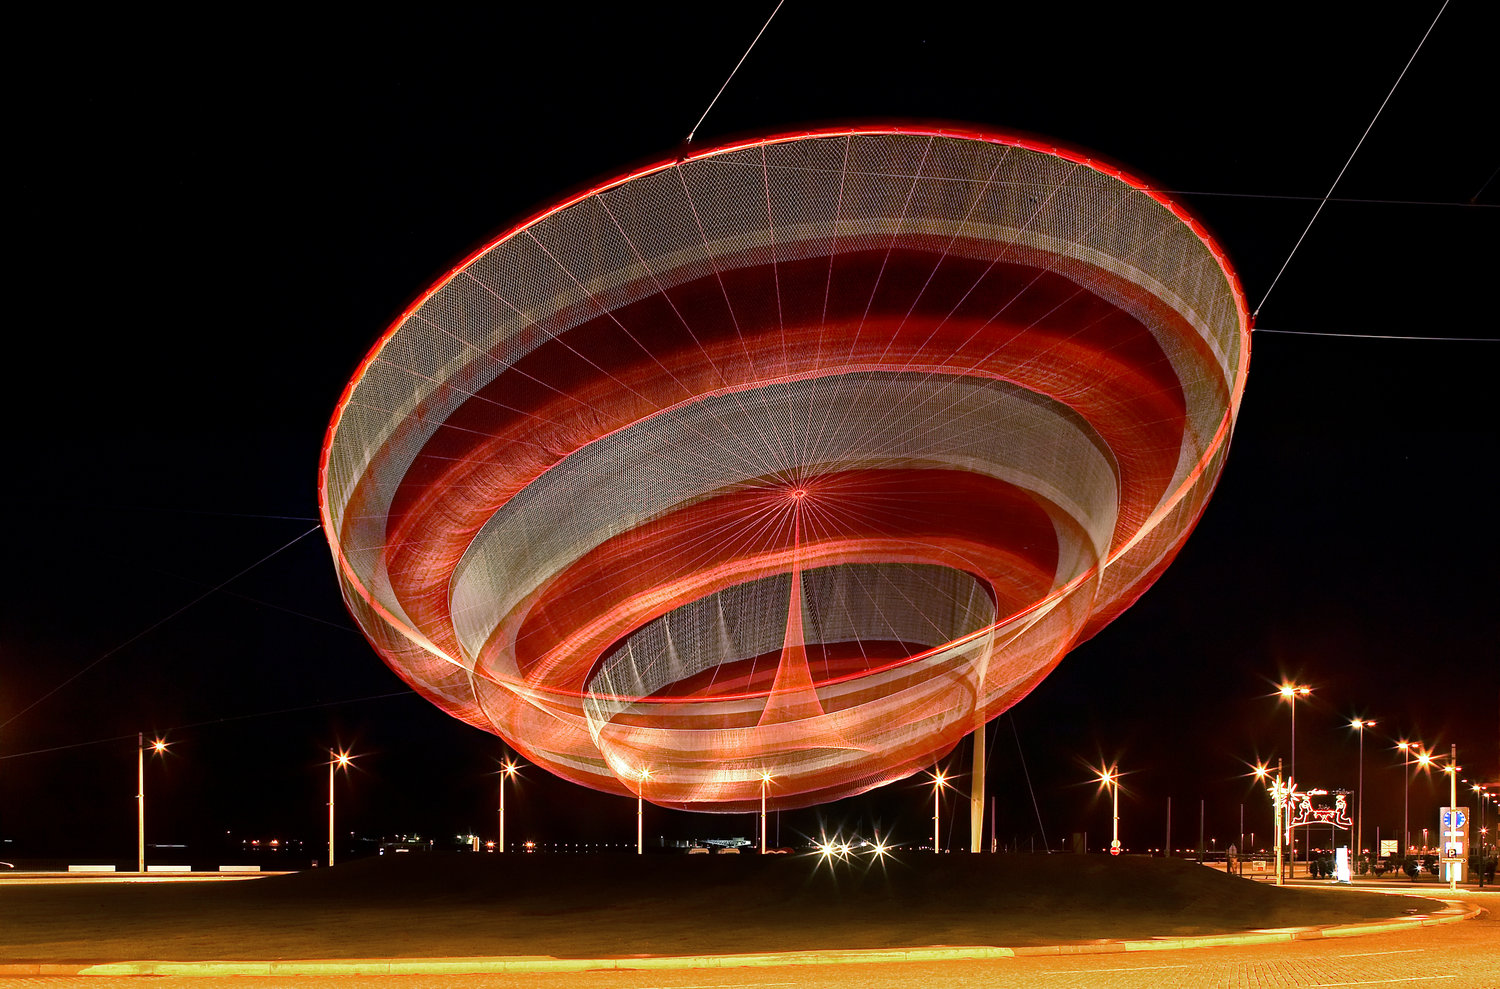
[686,0,787,144]
[1011,713,1050,853]
[1157,189,1491,209]
[1254,328,1498,342]
[1470,164,1499,204]
[1253,0,1452,320]
[0,525,322,731]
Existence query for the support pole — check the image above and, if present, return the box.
[136,733,145,874]
[970,725,985,853]
[1274,759,1284,886]
[1199,799,1205,863]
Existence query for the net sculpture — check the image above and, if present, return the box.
[320,126,1249,812]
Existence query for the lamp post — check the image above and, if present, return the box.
[931,769,948,853]
[1278,684,1310,873]
[759,772,773,854]
[1397,740,1422,859]
[1474,784,1489,889]
[1256,760,1287,887]
[1278,684,1311,784]
[636,767,653,855]
[137,734,145,874]
[136,735,166,873]
[328,749,351,867]
[1098,766,1121,855]
[498,759,519,853]
[1415,748,1435,856]
[1441,745,1458,891]
[1349,718,1375,861]
[1481,824,1491,888]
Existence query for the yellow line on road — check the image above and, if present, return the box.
[1311,978,1455,987]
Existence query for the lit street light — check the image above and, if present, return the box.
[1097,765,1121,855]
[1473,784,1491,889]
[1397,740,1424,858]
[498,759,520,853]
[328,749,351,867]
[1440,745,1459,891]
[636,767,653,855]
[1254,760,1289,887]
[1278,684,1311,785]
[1415,748,1436,855]
[1278,684,1310,874]
[1349,718,1375,859]
[931,769,949,853]
[137,735,167,873]
[759,771,773,854]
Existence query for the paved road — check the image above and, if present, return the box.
[4,893,1494,988]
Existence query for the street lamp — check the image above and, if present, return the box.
[328,749,351,867]
[1440,745,1459,891]
[1278,684,1311,786]
[137,735,167,873]
[931,769,949,853]
[1472,783,1488,890]
[759,771,773,854]
[498,759,519,854]
[1415,748,1436,856]
[1349,718,1375,860]
[1278,684,1310,873]
[1254,760,1288,887]
[635,767,653,855]
[1397,740,1423,859]
[1097,766,1121,855]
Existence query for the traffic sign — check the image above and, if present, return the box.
[1440,806,1470,863]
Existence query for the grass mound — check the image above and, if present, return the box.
[0,854,1446,961]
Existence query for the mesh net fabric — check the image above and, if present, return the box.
[320,127,1249,812]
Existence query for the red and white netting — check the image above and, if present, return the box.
[320,126,1249,811]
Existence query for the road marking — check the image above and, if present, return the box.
[1311,978,1455,987]
[1335,949,1424,958]
[1042,965,1193,974]
[635,984,798,988]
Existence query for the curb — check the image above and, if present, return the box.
[0,900,1481,977]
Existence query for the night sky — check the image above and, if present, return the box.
[5,3,1495,863]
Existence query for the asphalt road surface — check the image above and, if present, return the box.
[4,893,1495,988]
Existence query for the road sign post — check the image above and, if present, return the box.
[1440,806,1469,885]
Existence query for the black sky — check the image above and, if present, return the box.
[4,3,1496,862]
